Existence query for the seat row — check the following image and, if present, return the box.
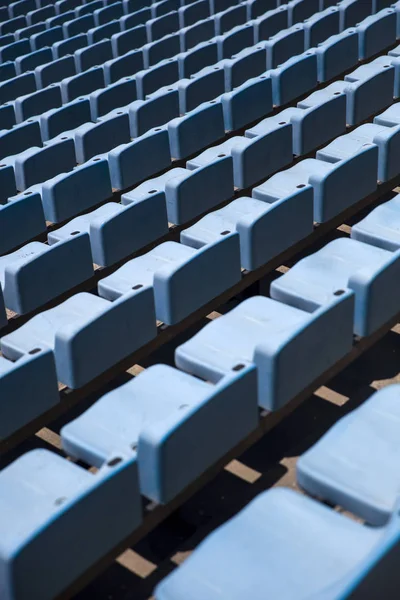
[156,383,400,599]
[1,194,400,596]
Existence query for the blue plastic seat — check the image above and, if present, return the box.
[120,6,151,30]
[49,197,168,267]
[126,154,233,224]
[14,84,62,122]
[221,75,273,131]
[62,13,94,38]
[357,9,397,61]
[40,98,92,142]
[27,4,54,24]
[352,194,400,251]
[178,64,225,112]
[1,288,157,388]
[215,23,253,59]
[15,22,46,42]
[168,100,225,159]
[271,51,318,107]
[188,128,291,189]
[339,0,372,30]
[108,126,171,189]
[214,4,247,35]
[146,10,179,42]
[135,57,180,98]
[55,0,81,13]
[0,120,42,161]
[103,49,144,85]
[0,350,59,440]
[258,86,346,155]
[128,89,180,136]
[210,0,238,14]
[75,0,102,18]
[155,487,400,600]
[0,235,93,314]
[8,0,35,18]
[46,11,75,29]
[0,163,17,203]
[99,234,240,324]
[94,2,123,26]
[0,72,36,105]
[34,55,76,89]
[143,32,181,67]
[123,0,150,13]
[40,157,112,222]
[177,40,219,78]
[87,20,120,45]
[0,16,26,36]
[264,24,305,70]
[315,29,359,83]
[297,385,400,526]
[62,363,257,504]
[71,112,130,163]
[303,6,340,49]
[253,5,289,42]
[15,47,53,75]
[271,237,400,336]
[0,39,30,64]
[179,18,215,52]
[253,138,378,223]
[29,25,63,51]
[74,39,113,73]
[89,76,136,119]
[288,0,318,25]
[0,62,17,84]
[152,0,180,18]
[0,448,141,600]
[0,192,46,256]
[51,33,88,60]
[246,0,276,19]
[61,66,105,103]
[111,25,147,58]
[175,292,353,410]
[179,0,210,28]
[223,45,267,91]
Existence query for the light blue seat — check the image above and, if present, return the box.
[120,6,151,30]
[1,288,157,388]
[271,51,318,106]
[62,363,257,504]
[264,24,305,70]
[271,237,400,336]
[179,17,215,51]
[152,0,180,20]
[177,39,218,78]
[146,10,179,42]
[168,100,225,159]
[71,112,130,163]
[87,20,120,45]
[27,4,54,24]
[135,57,180,98]
[352,194,400,251]
[40,98,91,141]
[89,76,136,119]
[297,385,400,526]
[0,448,141,600]
[0,350,59,440]
[75,0,102,17]
[46,11,75,30]
[175,292,353,410]
[215,23,253,60]
[315,29,359,83]
[129,89,180,136]
[94,1,123,25]
[0,236,93,314]
[179,0,210,27]
[61,66,105,103]
[246,0,276,19]
[326,60,395,126]
[74,38,113,73]
[0,120,42,161]
[178,64,225,112]
[15,47,53,75]
[0,39,30,63]
[303,6,340,49]
[357,9,397,61]
[338,0,371,30]
[252,139,378,222]
[14,84,62,123]
[214,4,247,35]
[0,62,16,84]
[34,55,76,89]
[181,189,313,270]
[49,196,168,267]
[51,33,88,60]
[143,32,181,67]
[40,157,112,222]
[0,16,26,36]
[8,0,35,18]
[103,49,144,85]
[15,22,45,42]
[55,0,80,13]
[155,487,400,600]
[261,87,346,155]
[111,24,147,58]
[221,75,273,131]
[288,0,318,25]
[30,25,64,51]
[253,5,288,41]
[0,163,17,204]
[0,192,46,256]
[188,128,292,188]
[99,234,240,323]
[0,72,36,105]
[62,13,94,38]
[108,127,171,190]
[223,45,266,92]
[125,155,233,224]
[210,0,238,14]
